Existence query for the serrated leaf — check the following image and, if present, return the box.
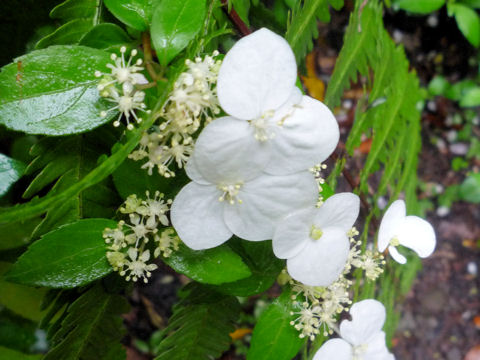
[154,283,239,360]
[151,0,207,65]
[395,0,445,14]
[450,3,480,47]
[5,219,117,288]
[36,19,94,49]
[44,284,129,360]
[247,288,305,360]
[0,154,25,197]
[79,23,132,50]
[285,0,331,63]
[212,239,284,296]
[0,46,115,136]
[104,0,157,31]
[163,243,251,285]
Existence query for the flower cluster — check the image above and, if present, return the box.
[103,191,178,283]
[95,46,150,130]
[129,53,222,177]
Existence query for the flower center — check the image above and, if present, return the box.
[310,225,323,240]
[352,343,368,360]
[389,236,400,247]
[218,183,243,205]
[119,95,133,112]
[117,68,130,83]
[251,110,275,142]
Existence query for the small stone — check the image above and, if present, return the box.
[467,262,478,276]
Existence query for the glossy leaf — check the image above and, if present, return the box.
[0,154,25,197]
[104,0,157,31]
[212,239,284,296]
[449,3,480,47]
[247,288,305,360]
[50,0,99,21]
[5,219,117,288]
[0,46,115,135]
[36,19,93,48]
[163,243,251,285]
[79,23,132,50]
[395,0,445,14]
[151,0,206,65]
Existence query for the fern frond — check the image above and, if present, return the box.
[154,283,240,360]
[44,284,129,360]
[286,0,342,63]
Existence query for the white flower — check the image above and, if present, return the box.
[192,28,339,177]
[121,248,158,283]
[313,299,395,360]
[272,193,360,286]
[170,154,318,250]
[377,200,436,264]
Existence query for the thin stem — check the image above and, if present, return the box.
[220,0,252,36]
[142,32,160,81]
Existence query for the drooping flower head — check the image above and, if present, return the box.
[377,200,436,264]
[313,299,395,360]
[192,28,340,177]
[272,193,360,286]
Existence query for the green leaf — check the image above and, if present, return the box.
[212,239,284,296]
[285,0,332,63]
[104,0,157,31]
[0,310,37,354]
[247,288,305,360]
[0,154,25,197]
[112,157,178,199]
[231,0,251,26]
[0,218,42,251]
[44,284,129,360]
[0,346,41,360]
[154,283,239,360]
[395,0,445,14]
[0,262,46,322]
[50,0,99,21]
[459,173,480,203]
[428,75,450,96]
[460,0,480,8]
[5,219,117,288]
[163,243,251,285]
[36,19,94,49]
[0,46,115,136]
[449,3,480,47]
[151,0,207,65]
[460,86,480,107]
[79,23,132,50]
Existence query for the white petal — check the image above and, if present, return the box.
[265,95,340,175]
[313,339,352,360]
[224,171,317,241]
[132,73,149,85]
[217,28,297,120]
[185,156,210,185]
[170,182,232,250]
[287,228,349,286]
[192,116,271,183]
[388,245,407,264]
[314,193,360,232]
[272,207,316,259]
[377,200,406,252]
[340,299,386,346]
[363,332,395,360]
[397,216,436,258]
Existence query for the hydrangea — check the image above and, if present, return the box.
[171,153,318,250]
[191,28,339,177]
[272,193,360,286]
[377,200,436,264]
[313,299,395,360]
